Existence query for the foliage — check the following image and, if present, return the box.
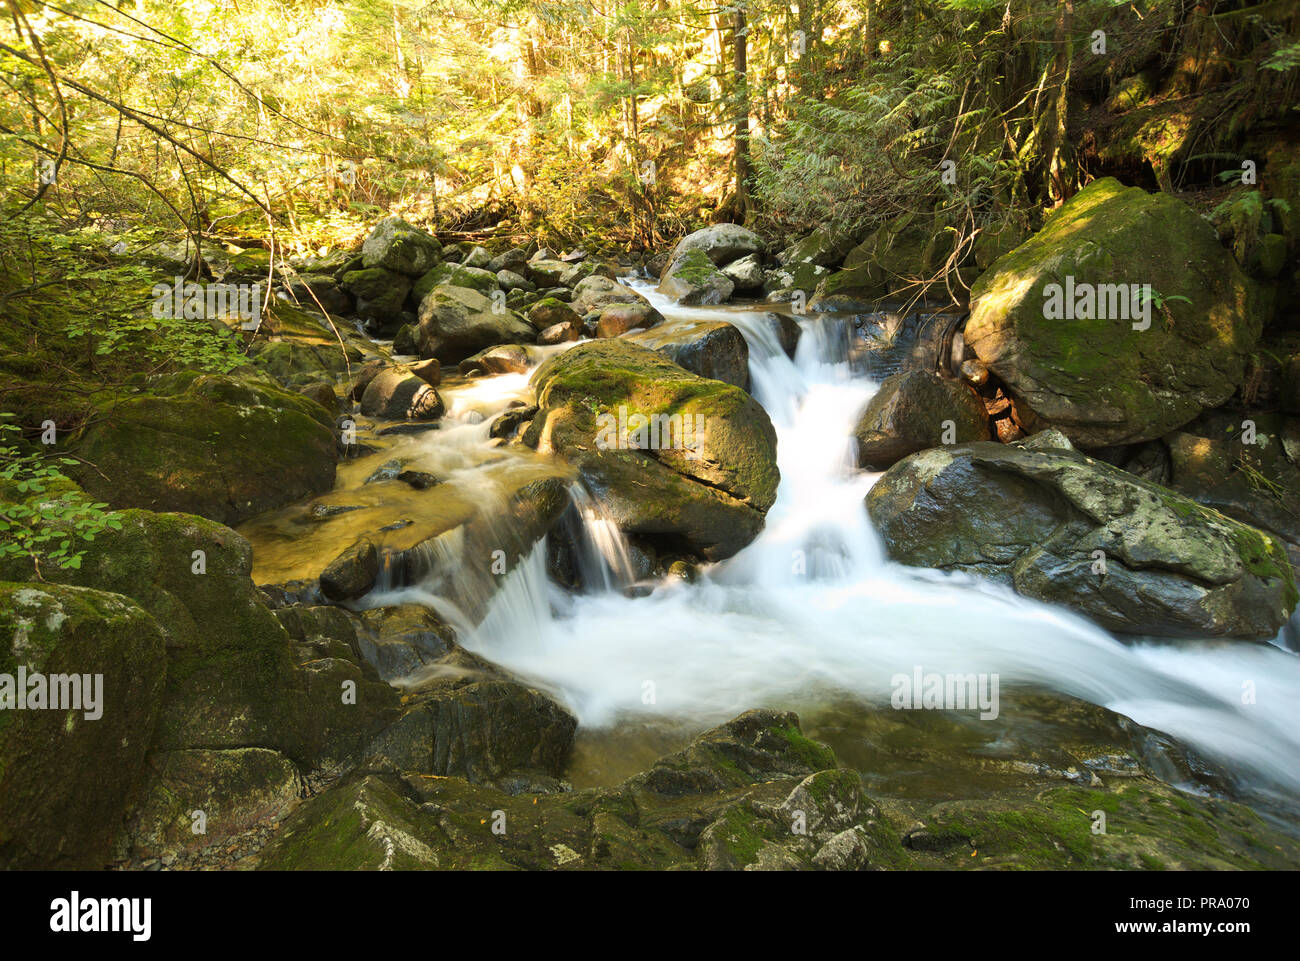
[0,416,122,573]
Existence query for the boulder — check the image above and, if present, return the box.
[458,343,543,376]
[416,285,535,364]
[340,266,411,322]
[413,262,499,301]
[853,370,990,469]
[0,582,166,868]
[361,216,442,276]
[522,340,779,560]
[665,224,765,268]
[595,302,663,338]
[865,432,1298,638]
[570,275,649,315]
[722,252,766,292]
[74,374,337,527]
[781,228,856,268]
[527,297,582,331]
[359,368,444,420]
[657,248,735,305]
[319,537,380,601]
[964,178,1264,446]
[625,320,750,390]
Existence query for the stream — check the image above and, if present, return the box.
[244,278,1300,820]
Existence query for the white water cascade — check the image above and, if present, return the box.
[448,281,1300,801]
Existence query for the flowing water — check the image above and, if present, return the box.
[246,279,1300,816]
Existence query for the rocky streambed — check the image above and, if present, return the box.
[3,180,1300,871]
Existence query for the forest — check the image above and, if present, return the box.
[1,0,1299,883]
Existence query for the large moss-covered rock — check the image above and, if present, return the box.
[74,373,337,526]
[782,228,856,268]
[0,582,167,869]
[522,340,779,560]
[416,285,535,364]
[965,178,1264,446]
[259,708,902,871]
[865,433,1297,638]
[361,216,442,276]
[853,370,990,469]
[2,509,402,767]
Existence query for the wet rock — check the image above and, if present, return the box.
[457,343,543,376]
[360,368,445,420]
[523,339,780,560]
[396,470,439,491]
[625,320,750,390]
[866,433,1298,638]
[538,320,581,344]
[853,370,990,470]
[319,537,380,601]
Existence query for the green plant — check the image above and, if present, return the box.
[0,416,122,574]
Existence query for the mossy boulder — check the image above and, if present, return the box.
[0,509,402,767]
[73,373,337,526]
[866,432,1297,638]
[340,266,412,321]
[781,228,856,268]
[965,178,1264,446]
[259,708,904,871]
[762,261,830,300]
[413,262,499,301]
[853,370,991,469]
[657,248,734,305]
[0,582,167,869]
[416,285,535,364]
[522,340,779,560]
[664,224,765,268]
[121,747,303,860]
[526,297,582,332]
[361,216,442,276]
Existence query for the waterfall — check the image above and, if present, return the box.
[454,280,1300,801]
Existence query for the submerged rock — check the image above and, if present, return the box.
[866,432,1298,638]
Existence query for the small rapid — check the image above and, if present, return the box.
[450,279,1300,802]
